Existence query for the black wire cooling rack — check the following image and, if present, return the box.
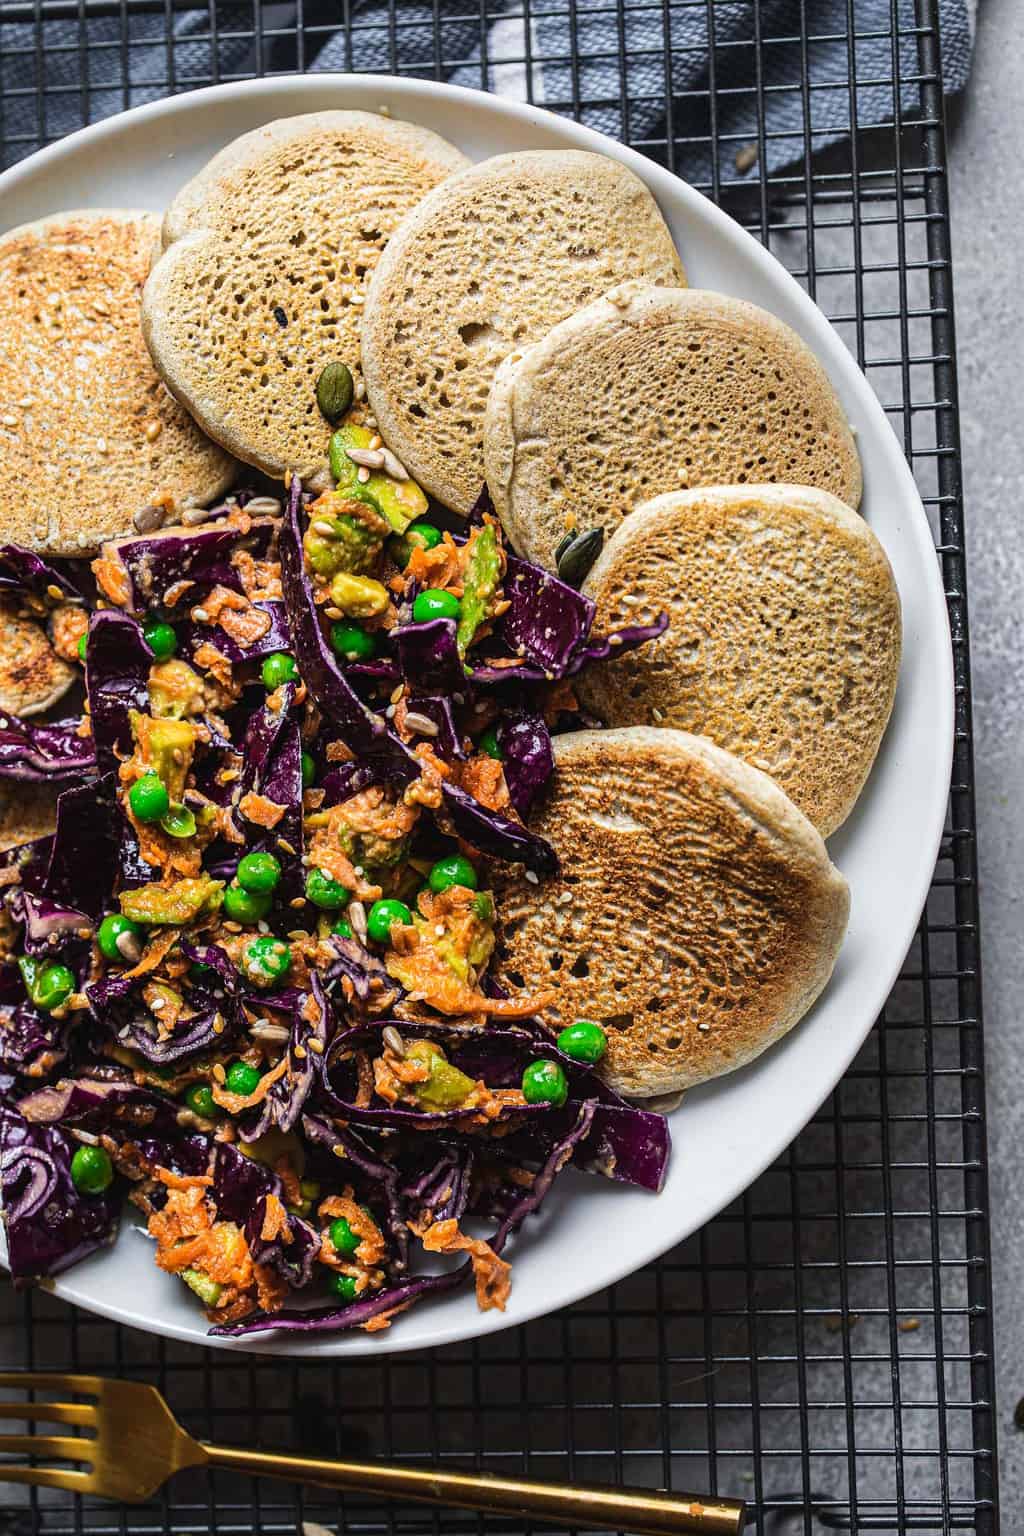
[0,1,996,1532]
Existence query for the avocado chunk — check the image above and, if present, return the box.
[303,490,388,579]
[180,1266,223,1307]
[329,424,428,533]
[129,711,196,801]
[456,524,502,657]
[120,875,224,926]
[405,1039,478,1110]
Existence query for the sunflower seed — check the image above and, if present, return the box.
[379,447,408,481]
[115,930,142,964]
[382,1025,405,1058]
[249,1020,290,1045]
[182,504,217,527]
[402,710,439,738]
[347,899,368,941]
[556,527,605,588]
[133,503,166,534]
[346,447,386,471]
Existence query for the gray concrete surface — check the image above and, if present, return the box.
[946,0,1024,1513]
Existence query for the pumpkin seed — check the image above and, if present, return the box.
[316,362,354,424]
[553,531,576,564]
[556,527,605,588]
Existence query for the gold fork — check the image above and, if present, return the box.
[0,1373,745,1533]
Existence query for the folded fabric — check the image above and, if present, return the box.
[1,1,974,186]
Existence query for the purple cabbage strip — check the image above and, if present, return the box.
[31,775,121,924]
[391,619,465,694]
[209,1262,470,1337]
[85,610,152,775]
[319,760,381,808]
[244,1194,320,1290]
[0,545,84,603]
[9,892,92,955]
[0,1103,119,1283]
[242,973,332,1140]
[0,1001,69,1078]
[101,517,275,615]
[0,713,96,785]
[179,599,291,667]
[252,719,304,905]
[492,1100,597,1251]
[302,1113,409,1272]
[497,713,554,819]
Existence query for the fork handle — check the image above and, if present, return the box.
[203,1444,746,1534]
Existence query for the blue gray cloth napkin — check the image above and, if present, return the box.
[1,1,975,183]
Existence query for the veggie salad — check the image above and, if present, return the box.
[0,410,670,1337]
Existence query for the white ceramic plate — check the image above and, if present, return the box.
[0,74,953,1356]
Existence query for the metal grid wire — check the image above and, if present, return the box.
[0,1,996,1531]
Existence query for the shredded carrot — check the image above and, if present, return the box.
[418,1218,511,1312]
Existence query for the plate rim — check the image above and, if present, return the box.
[0,71,954,1357]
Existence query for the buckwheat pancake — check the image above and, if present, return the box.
[0,211,236,555]
[491,727,849,1097]
[142,111,469,489]
[0,601,76,718]
[484,281,862,568]
[361,150,685,514]
[576,485,902,835]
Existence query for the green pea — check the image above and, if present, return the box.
[236,851,282,894]
[330,622,377,662]
[305,868,350,910]
[143,619,177,661]
[77,632,88,663]
[223,882,272,924]
[477,725,502,760]
[160,802,197,839]
[412,588,460,623]
[366,898,413,945]
[332,919,353,940]
[129,773,170,823]
[556,1020,608,1065]
[97,913,144,964]
[70,1144,113,1195]
[19,956,75,1014]
[224,1060,261,1097]
[428,854,478,894]
[521,1059,569,1107]
[184,1083,217,1118]
[242,934,292,987]
[329,1216,360,1257]
[261,652,299,690]
[301,751,316,789]
[328,1272,358,1304]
